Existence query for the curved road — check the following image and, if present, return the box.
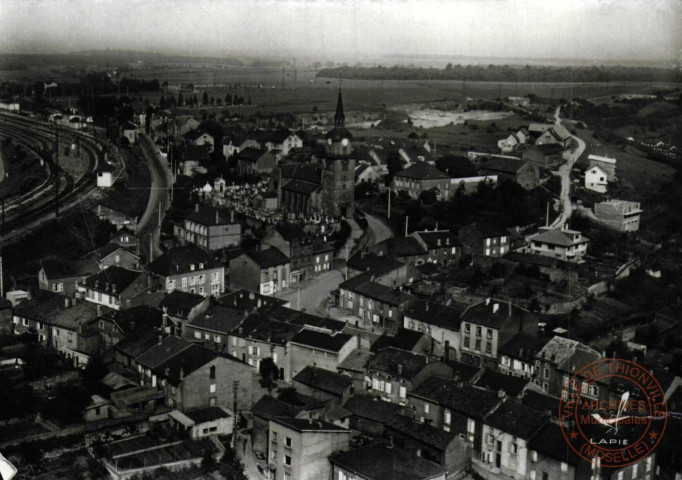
[137,134,172,261]
[549,107,586,229]
[364,211,394,245]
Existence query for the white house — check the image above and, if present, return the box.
[355,164,381,184]
[528,225,589,263]
[585,165,608,193]
[587,154,617,181]
[97,171,115,188]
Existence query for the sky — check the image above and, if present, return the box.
[1,0,680,62]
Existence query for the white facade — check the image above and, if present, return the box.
[97,171,114,188]
[585,166,608,193]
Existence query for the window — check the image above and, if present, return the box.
[531,450,538,462]
[475,339,481,350]
[424,403,430,414]
[529,471,536,480]
[272,432,277,442]
[271,449,277,460]
[543,368,549,379]
[464,323,470,333]
[563,375,569,387]
[501,356,510,367]
[284,455,291,466]
[542,473,548,480]
[487,434,494,445]
[181,277,187,287]
[194,331,201,339]
[209,397,216,406]
[385,382,392,394]
[210,366,215,379]
[285,437,291,447]
[210,384,216,393]
[511,443,518,454]
[399,386,407,399]
[215,335,221,343]
[22,318,29,326]
[561,462,568,472]
[486,329,492,339]
[485,343,492,354]
[476,326,482,337]
[617,472,623,480]
[444,409,451,424]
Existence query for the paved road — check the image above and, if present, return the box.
[548,107,587,229]
[0,146,4,185]
[364,211,394,245]
[275,269,344,315]
[137,134,172,261]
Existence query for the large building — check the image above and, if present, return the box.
[593,199,643,232]
[173,205,242,250]
[528,226,589,263]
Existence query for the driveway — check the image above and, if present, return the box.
[275,269,344,315]
[548,108,587,229]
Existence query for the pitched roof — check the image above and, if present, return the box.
[279,162,321,184]
[153,344,231,386]
[13,290,68,321]
[409,376,501,420]
[549,124,571,141]
[329,442,446,480]
[412,230,458,250]
[339,275,414,307]
[289,329,354,353]
[149,245,222,277]
[521,390,561,415]
[274,224,309,243]
[50,301,112,331]
[346,252,405,278]
[246,247,290,268]
[338,349,374,374]
[461,299,530,329]
[235,147,270,162]
[84,266,144,294]
[293,366,353,396]
[530,227,588,247]
[135,335,192,369]
[183,406,231,424]
[587,154,617,165]
[281,178,322,195]
[395,162,449,181]
[252,395,305,419]
[473,369,530,397]
[270,416,350,433]
[105,305,163,334]
[91,243,139,262]
[478,157,528,175]
[499,333,549,362]
[527,422,581,465]
[485,401,547,439]
[182,145,211,162]
[370,328,427,354]
[404,300,465,330]
[217,288,288,311]
[115,331,163,361]
[183,129,213,141]
[40,258,99,279]
[387,414,456,451]
[342,394,403,424]
[189,305,244,334]
[185,206,237,226]
[384,237,427,257]
[159,291,205,319]
[234,313,301,345]
[367,347,427,380]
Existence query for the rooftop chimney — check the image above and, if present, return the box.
[215,211,219,224]
[231,210,234,223]
[397,364,403,376]
[485,298,491,306]
[112,284,117,294]
[493,303,500,314]
[158,335,163,345]
[195,203,199,213]
[106,282,110,292]
[64,297,70,309]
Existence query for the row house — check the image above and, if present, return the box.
[12,291,71,341]
[184,303,246,353]
[374,229,460,267]
[458,223,510,258]
[173,205,242,250]
[533,335,603,399]
[365,347,453,406]
[135,335,192,388]
[38,258,99,297]
[268,416,350,480]
[392,162,450,200]
[292,366,354,405]
[152,343,253,412]
[330,442,447,480]
[346,252,416,287]
[183,129,214,150]
[338,272,415,334]
[459,298,538,368]
[80,266,148,310]
[159,290,210,337]
[477,156,540,190]
[528,225,590,263]
[478,400,548,477]
[96,305,163,349]
[408,375,503,451]
[229,247,290,295]
[150,245,225,297]
[262,224,315,285]
[83,243,140,270]
[288,329,357,379]
[235,147,276,176]
[498,333,549,379]
[403,299,466,360]
[50,301,110,368]
[253,129,303,155]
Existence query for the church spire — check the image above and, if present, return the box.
[334,88,345,127]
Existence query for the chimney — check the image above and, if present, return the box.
[64,297,70,309]
[397,364,403,376]
[105,282,110,292]
[493,303,499,314]
[165,366,170,377]
[97,305,102,317]
[519,347,524,358]
[444,340,450,361]
[485,298,491,306]
[112,284,117,294]
[425,302,429,312]
[179,367,184,381]
[158,335,163,345]
[195,203,199,213]
[215,210,219,224]
[416,449,421,457]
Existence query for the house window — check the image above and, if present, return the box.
[475,339,481,350]
[561,462,568,472]
[284,455,291,466]
[501,356,510,367]
[181,277,187,287]
[194,331,201,339]
[464,323,470,333]
[385,382,392,394]
[476,326,482,337]
[285,436,291,447]
[444,409,451,424]
[210,366,216,379]
[531,450,538,462]
[486,329,492,339]
[399,386,406,398]
[510,442,518,454]
[209,397,216,406]
[485,342,492,354]
[464,337,470,348]
[424,403,430,414]
[487,434,494,445]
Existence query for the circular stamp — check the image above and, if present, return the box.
[558,358,667,468]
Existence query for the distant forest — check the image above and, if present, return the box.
[317,64,681,83]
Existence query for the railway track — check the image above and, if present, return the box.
[0,111,103,243]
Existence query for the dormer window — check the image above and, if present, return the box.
[190,264,195,271]
[199,263,204,270]
[437,239,441,246]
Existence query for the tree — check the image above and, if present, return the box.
[419,189,438,205]
[259,357,280,394]
[202,91,209,105]
[225,93,231,105]
[178,92,184,106]
[445,63,453,70]
[81,352,108,390]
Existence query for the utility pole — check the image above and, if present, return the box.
[405,216,409,237]
[149,234,153,263]
[546,202,550,227]
[231,380,240,448]
[345,242,349,280]
[55,129,60,217]
[387,187,391,219]
[1,199,4,237]
[297,287,301,311]
[0,255,4,300]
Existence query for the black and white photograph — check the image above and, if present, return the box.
[0,1,680,479]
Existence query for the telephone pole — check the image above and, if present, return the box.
[232,380,240,448]
[55,129,60,217]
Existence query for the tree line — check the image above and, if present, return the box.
[317,64,681,83]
